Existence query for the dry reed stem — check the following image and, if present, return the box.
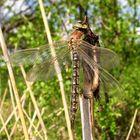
[1,89,26,139]
[8,79,18,120]
[20,65,48,140]
[38,0,73,139]
[10,118,19,137]
[10,94,26,138]
[28,111,37,133]
[23,109,44,140]
[35,108,45,132]
[0,113,11,140]
[0,86,8,111]
[28,107,45,134]
[126,109,138,140]
[0,91,26,133]
[0,27,29,140]
[35,107,63,132]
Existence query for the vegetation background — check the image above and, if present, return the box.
[0,0,140,140]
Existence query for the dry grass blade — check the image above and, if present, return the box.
[8,79,18,120]
[23,109,44,140]
[10,118,19,137]
[0,89,26,133]
[10,94,26,138]
[28,111,37,133]
[0,91,26,139]
[0,27,29,140]
[0,86,8,111]
[20,65,48,140]
[126,109,138,140]
[0,113,11,140]
[38,0,73,139]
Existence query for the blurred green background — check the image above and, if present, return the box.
[0,0,140,139]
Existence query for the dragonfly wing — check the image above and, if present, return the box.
[26,49,71,82]
[10,41,68,66]
[10,41,72,82]
[77,45,122,101]
[26,61,51,82]
[77,40,120,71]
[10,48,41,65]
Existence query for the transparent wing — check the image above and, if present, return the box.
[10,41,72,82]
[26,49,71,82]
[77,42,123,102]
[77,40,120,71]
[10,41,69,66]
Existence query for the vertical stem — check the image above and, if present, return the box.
[126,109,138,140]
[8,80,18,120]
[0,27,29,140]
[38,0,73,140]
[0,86,8,111]
[80,95,95,140]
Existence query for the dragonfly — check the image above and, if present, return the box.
[10,16,121,128]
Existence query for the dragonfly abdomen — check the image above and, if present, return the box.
[71,50,80,128]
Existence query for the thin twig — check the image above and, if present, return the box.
[0,27,29,140]
[38,0,73,140]
[126,109,138,140]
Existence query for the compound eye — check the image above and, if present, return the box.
[82,24,88,29]
[73,22,88,29]
[73,23,83,29]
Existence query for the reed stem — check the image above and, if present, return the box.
[38,0,73,139]
[20,65,48,140]
[126,109,138,140]
[0,27,29,140]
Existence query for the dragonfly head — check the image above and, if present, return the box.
[73,21,88,30]
[73,16,89,31]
